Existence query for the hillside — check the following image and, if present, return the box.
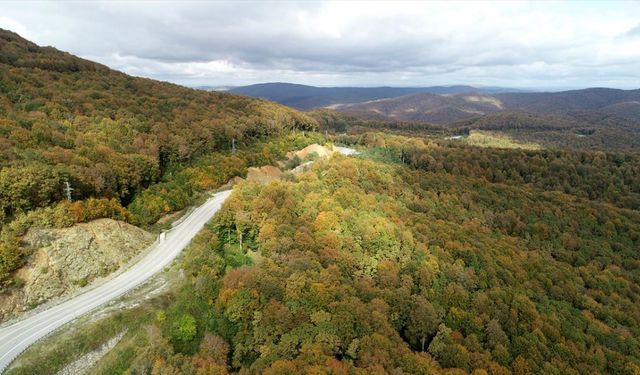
[0,29,108,72]
[325,88,640,151]
[23,132,638,375]
[1,28,640,375]
[230,82,522,110]
[336,92,506,123]
[494,88,640,114]
[600,101,640,118]
[0,218,154,321]
[0,29,318,288]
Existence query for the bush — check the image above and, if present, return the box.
[171,314,198,353]
[0,238,22,288]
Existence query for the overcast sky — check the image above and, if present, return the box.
[2,1,640,89]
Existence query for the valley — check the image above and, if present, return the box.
[236,83,640,152]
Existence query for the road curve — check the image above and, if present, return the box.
[0,190,232,373]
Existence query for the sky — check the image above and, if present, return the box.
[1,1,640,90]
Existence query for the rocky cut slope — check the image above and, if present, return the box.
[0,219,154,321]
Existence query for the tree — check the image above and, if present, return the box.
[0,239,22,287]
[485,319,508,349]
[512,356,533,375]
[171,314,197,350]
[406,295,440,352]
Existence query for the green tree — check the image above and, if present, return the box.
[171,314,197,350]
[406,295,440,352]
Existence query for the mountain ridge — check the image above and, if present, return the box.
[0,28,109,72]
[230,82,527,109]
[335,88,640,124]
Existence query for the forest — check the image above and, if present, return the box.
[46,134,637,375]
[2,28,640,375]
[311,105,640,152]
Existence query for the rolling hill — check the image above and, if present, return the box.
[334,88,640,124]
[229,82,524,110]
[232,84,640,150]
[335,92,507,123]
[494,88,640,113]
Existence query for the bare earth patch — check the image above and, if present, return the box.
[464,130,541,150]
[0,219,154,322]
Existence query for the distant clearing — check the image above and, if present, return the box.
[464,95,504,109]
[464,130,541,150]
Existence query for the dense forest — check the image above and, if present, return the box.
[2,29,640,375]
[351,134,640,211]
[54,133,638,374]
[312,108,640,152]
[451,112,640,151]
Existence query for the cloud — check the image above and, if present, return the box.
[1,1,640,88]
[0,16,28,38]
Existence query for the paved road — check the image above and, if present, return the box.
[334,146,359,155]
[0,190,232,373]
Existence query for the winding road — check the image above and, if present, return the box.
[0,190,232,373]
[0,146,357,373]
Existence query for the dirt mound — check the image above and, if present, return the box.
[286,144,334,160]
[0,219,154,322]
[243,144,342,185]
[246,165,282,184]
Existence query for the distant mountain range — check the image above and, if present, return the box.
[229,83,640,126]
[332,88,640,124]
[229,82,528,110]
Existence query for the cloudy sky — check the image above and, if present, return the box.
[2,1,640,89]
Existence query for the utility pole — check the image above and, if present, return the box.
[64,180,74,201]
[231,138,237,155]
